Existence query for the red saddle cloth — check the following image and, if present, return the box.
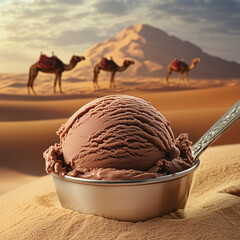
[37,54,56,69]
[171,59,181,70]
[99,57,113,68]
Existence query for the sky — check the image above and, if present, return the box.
[0,0,240,73]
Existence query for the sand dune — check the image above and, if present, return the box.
[0,144,239,239]
[1,85,239,121]
[0,86,239,177]
[1,71,240,96]
[0,85,239,183]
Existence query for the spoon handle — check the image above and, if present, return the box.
[191,100,240,160]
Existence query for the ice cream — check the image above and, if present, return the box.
[44,95,194,180]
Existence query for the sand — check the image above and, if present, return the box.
[0,85,239,178]
[0,79,239,239]
[0,144,239,240]
[0,167,37,194]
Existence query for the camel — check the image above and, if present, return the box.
[93,57,135,89]
[166,58,200,85]
[27,54,85,94]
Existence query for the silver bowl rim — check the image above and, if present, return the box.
[52,159,200,186]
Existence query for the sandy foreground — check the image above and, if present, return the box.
[0,144,239,239]
[0,81,239,239]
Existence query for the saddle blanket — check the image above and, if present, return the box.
[99,57,114,69]
[37,54,56,69]
[171,59,181,70]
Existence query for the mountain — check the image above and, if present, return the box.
[72,24,240,79]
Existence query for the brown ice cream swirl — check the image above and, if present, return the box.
[44,95,194,180]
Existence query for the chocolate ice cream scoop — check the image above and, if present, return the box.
[49,99,239,222]
[44,95,194,180]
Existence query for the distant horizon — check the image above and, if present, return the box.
[0,0,239,73]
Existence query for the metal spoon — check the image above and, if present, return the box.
[191,100,240,160]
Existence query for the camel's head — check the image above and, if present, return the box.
[193,58,200,64]
[72,55,86,63]
[124,60,135,66]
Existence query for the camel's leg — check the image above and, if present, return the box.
[54,73,58,93]
[185,72,189,85]
[93,75,100,89]
[94,82,100,89]
[178,73,183,84]
[177,73,181,84]
[110,71,116,88]
[93,65,100,89]
[27,71,31,95]
[31,84,37,95]
[28,65,38,95]
[58,73,63,93]
[165,69,172,85]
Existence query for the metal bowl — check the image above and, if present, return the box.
[52,159,200,222]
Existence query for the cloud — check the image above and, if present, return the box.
[52,28,105,46]
[0,0,89,21]
[0,0,96,47]
[48,0,85,5]
[150,0,240,35]
[26,0,85,7]
[93,0,140,16]
[47,15,69,24]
